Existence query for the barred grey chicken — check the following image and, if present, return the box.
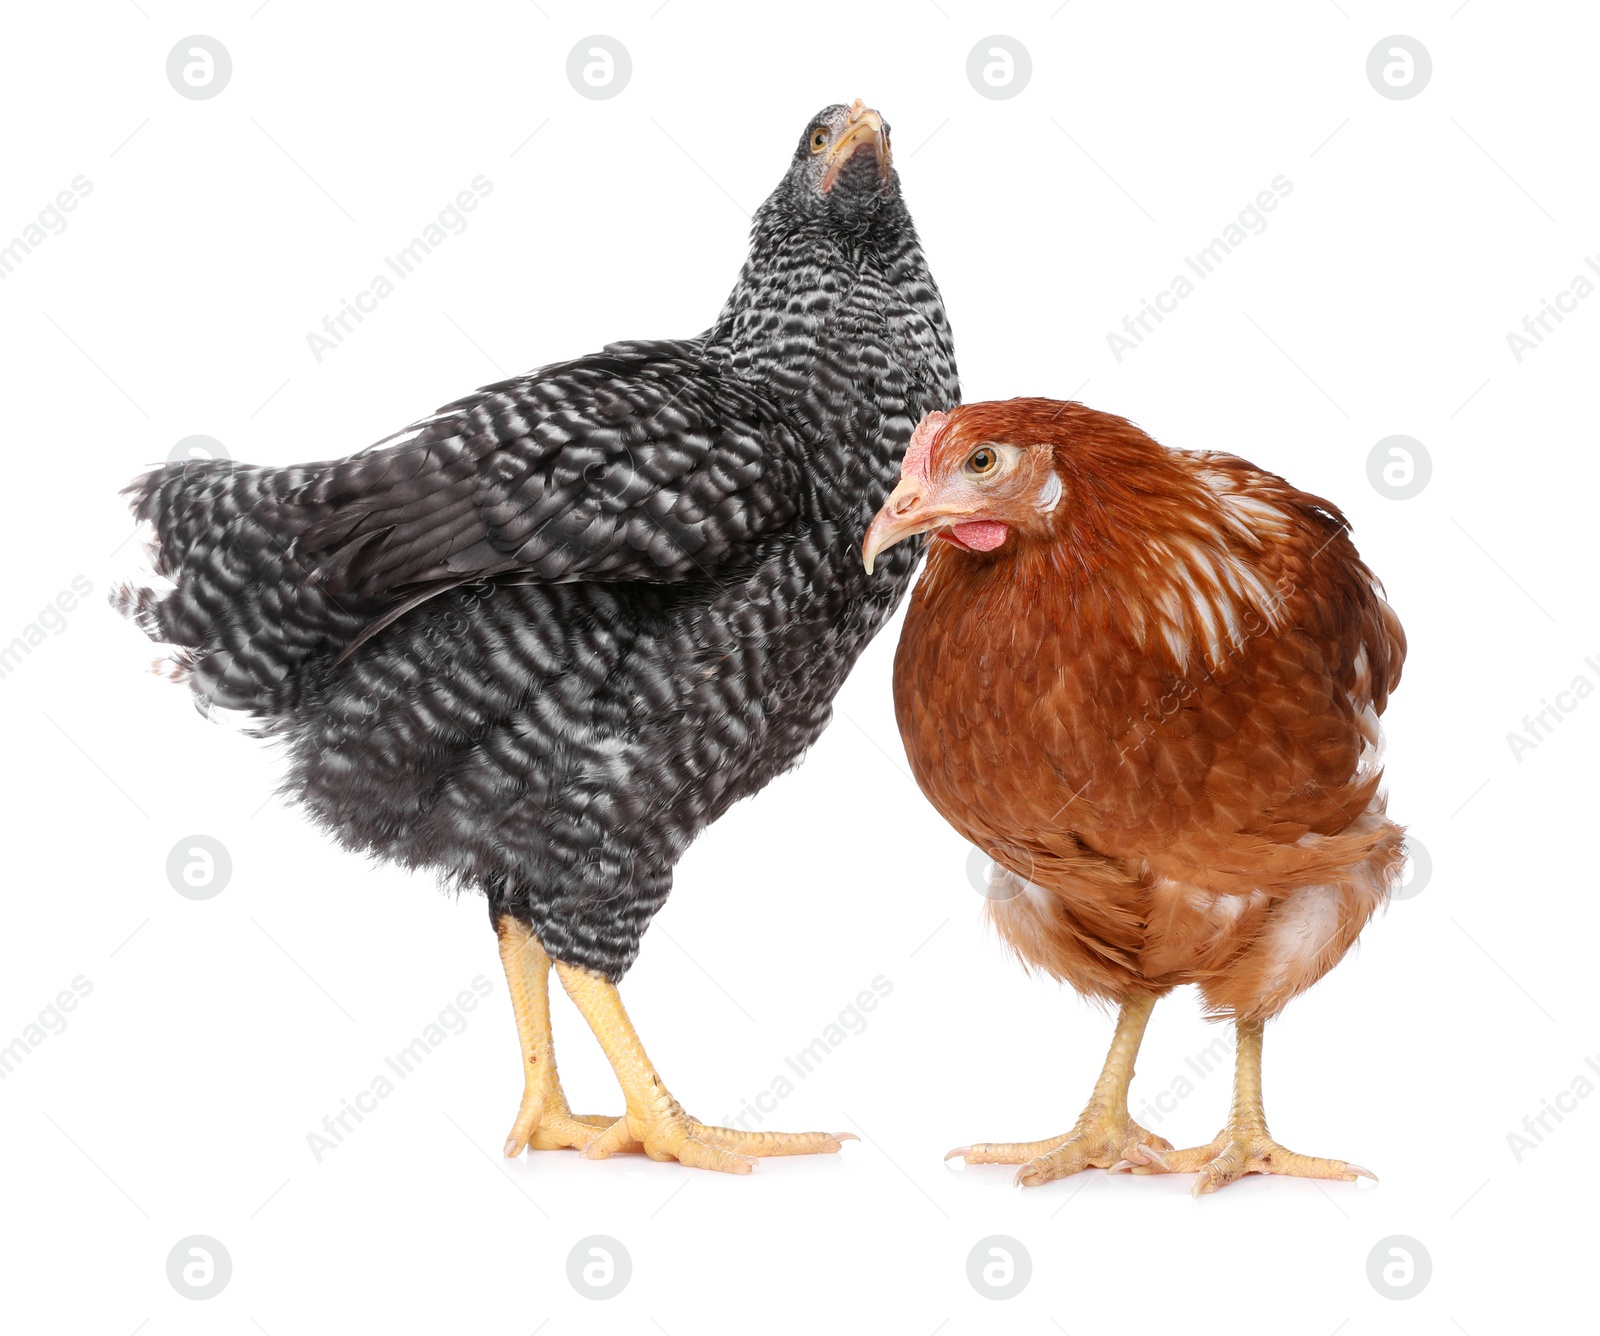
[118,101,959,1172]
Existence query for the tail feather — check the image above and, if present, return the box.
[114,458,376,718]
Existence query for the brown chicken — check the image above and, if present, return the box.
[862,398,1406,1194]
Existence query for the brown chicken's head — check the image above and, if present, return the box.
[862,401,1076,573]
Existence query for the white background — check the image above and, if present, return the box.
[1,1,1593,1332]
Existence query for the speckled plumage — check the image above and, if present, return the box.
[119,106,959,979]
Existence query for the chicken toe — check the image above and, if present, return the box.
[554,959,849,1174]
[1129,1131,1373,1195]
[1125,1018,1376,1195]
[951,994,1170,1187]
[957,1114,1171,1186]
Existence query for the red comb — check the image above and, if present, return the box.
[901,410,948,482]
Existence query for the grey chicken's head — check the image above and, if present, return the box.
[772,100,898,230]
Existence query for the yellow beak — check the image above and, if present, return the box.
[822,100,891,191]
[862,475,961,574]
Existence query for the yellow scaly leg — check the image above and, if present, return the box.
[950,993,1173,1187]
[1118,1016,1376,1195]
[495,916,619,1157]
[554,960,854,1173]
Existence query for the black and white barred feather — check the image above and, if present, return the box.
[118,105,959,978]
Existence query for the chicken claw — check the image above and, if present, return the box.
[515,1109,619,1156]
[584,1109,850,1173]
[1121,1018,1377,1195]
[950,994,1169,1187]
[555,959,851,1173]
[954,1114,1173,1187]
[1123,1131,1375,1195]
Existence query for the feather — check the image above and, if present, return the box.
[891,399,1404,1021]
[114,106,961,981]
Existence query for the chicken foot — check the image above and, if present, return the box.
[553,960,855,1173]
[949,993,1172,1187]
[495,916,620,1157]
[1116,1017,1376,1195]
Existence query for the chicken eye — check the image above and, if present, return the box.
[965,446,999,476]
[810,127,830,154]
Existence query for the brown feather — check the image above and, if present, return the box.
[891,400,1406,1021]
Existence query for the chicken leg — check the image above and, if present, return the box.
[948,993,1172,1187]
[495,916,620,1157]
[1117,1017,1376,1195]
[553,960,854,1173]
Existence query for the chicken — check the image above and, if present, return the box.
[862,398,1404,1194]
[117,102,958,1174]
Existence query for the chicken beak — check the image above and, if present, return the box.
[821,101,891,192]
[862,475,942,574]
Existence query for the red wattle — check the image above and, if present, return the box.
[939,521,1008,552]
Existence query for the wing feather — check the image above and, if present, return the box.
[279,339,805,600]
